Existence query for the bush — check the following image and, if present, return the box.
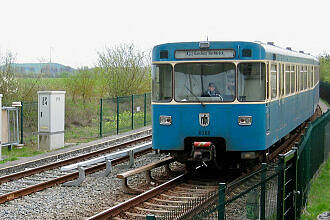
[97,44,151,97]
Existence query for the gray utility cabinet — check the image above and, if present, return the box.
[38,91,66,150]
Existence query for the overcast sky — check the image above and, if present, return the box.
[0,0,329,68]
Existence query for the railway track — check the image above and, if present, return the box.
[0,132,152,204]
[87,163,278,220]
[0,109,321,218]
[87,164,240,220]
[87,118,314,220]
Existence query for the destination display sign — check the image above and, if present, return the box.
[175,49,235,59]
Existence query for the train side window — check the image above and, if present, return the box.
[270,64,277,99]
[152,64,173,102]
[299,65,303,91]
[313,66,317,86]
[285,64,290,95]
[307,66,310,88]
[238,62,266,101]
[296,66,299,92]
[308,66,313,88]
[290,65,295,93]
[280,64,284,96]
[303,65,307,90]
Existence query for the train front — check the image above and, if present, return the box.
[151,42,267,169]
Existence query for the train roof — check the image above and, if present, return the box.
[152,41,319,65]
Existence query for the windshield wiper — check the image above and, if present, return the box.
[184,85,205,107]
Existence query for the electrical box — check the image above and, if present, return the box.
[38,91,65,150]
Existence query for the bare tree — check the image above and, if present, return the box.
[97,44,151,97]
[0,52,18,99]
[64,67,96,103]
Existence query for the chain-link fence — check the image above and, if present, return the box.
[320,81,330,104]
[20,93,151,147]
[20,101,38,147]
[100,93,151,136]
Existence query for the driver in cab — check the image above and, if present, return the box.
[205,82,220,97]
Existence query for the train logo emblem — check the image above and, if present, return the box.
[199,113,210,127]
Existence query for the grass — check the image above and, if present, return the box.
[301,157,330,219]
[320,56,330,83]
[0,146,46,164]
[321,98,330,107]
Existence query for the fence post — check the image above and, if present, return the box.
[146,215,156,220]
[292,147,299,220]
[131,95,134,130]
[144,93,147,126]
[116,96,119,134]
[20,101,24,144]
[277,155,285,220]
[260,163,267,220]
[218,182,226,220]
[99,98,103,137]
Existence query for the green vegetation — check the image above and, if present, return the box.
[1,146,45,164]
[301,158,330,219]
[0,44,152,162]
[320,54,330,83]
[321,98,330,107]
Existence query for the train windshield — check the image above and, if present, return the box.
[174,62,235,102]
[152,64,173,102]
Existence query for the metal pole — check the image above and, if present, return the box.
[292,147,299,220]
[260,163,267,220]
[7,109,11,150]
[20,102,23,144]
[144,93,147,126]
[277,155,285,220]
[131,95,134,130]
[16,108,19,144]
[218,182,226,220]
[116,96,119,134]
[99,98,103,137]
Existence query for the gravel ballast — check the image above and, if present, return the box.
[0,152,185,219]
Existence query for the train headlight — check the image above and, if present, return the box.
[159,115,172,125]
[238,116,252,126]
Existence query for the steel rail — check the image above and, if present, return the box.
[86,126,306,219]
[87,173,186,220]
[86,115,316,219]
[267,122,307,162]
[0,147,152,204]
[0,135,152,184]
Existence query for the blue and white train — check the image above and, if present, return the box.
[151,41,319,169]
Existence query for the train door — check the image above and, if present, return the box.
[266,63,270,134]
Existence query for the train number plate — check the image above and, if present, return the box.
[198,130,210,136]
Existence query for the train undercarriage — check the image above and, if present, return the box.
[165,137,263,172]
[166,124,304,172]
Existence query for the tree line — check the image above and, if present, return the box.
[2,47,328,104]
[0,44,151,104]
